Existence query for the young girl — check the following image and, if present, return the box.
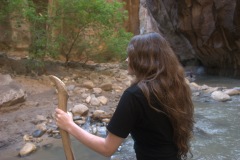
[55,32,194,160]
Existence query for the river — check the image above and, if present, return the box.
[1,75,240,160]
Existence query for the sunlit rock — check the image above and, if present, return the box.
[19,142,37,157]
[97,96,108,105]
[99,82,112,91]
[82,80,94,89]
[0,74,27,108]
[90,96,101,106]
[223,88,240,96]
[23,135,33,142]
[211,91,231,102]
[93,88,102,94]
[72,104,89,116]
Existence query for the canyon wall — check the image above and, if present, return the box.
[1,0,240,77]
[139,0,240,77]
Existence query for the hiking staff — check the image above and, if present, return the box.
[50,75,75,160]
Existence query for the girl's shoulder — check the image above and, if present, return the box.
[124,84,145,100]
[125,84,141,94]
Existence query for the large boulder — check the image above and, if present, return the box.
[0,74,27,109]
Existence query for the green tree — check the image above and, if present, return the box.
[0,0,133,65]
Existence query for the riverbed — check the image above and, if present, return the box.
[1,75,240,160]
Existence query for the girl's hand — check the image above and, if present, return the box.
[55,108,74,132]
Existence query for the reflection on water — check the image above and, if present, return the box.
[1,76,240,160]
[195,75,240,88]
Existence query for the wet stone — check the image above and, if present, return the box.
[96,126,107,137]
[32,130,45,138]
[46,123,58,130]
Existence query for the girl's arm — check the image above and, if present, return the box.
[55,108,124,157]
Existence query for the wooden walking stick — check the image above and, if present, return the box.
[49,75,75,160]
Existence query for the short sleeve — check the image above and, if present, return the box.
[107,90,139,138]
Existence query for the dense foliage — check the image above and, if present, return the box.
[0,0,133,65]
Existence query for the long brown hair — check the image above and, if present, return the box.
[127,32,194,159]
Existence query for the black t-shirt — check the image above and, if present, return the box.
[107,84,179,160]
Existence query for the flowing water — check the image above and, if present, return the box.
[189,76,240,160]
[1,75,240,160]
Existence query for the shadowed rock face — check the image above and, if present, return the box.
[139,0,240,77]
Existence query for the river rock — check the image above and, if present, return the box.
[211,91,231,102]
[19,142,37,157]
[72,104,89,116]
[92,110,105,120]
[23,134,33,142]
[99,82,112,91]
[92,110,112,120]
[97,96,108,105]
[199,84,210,90]
[223,88,240,96]
[32,129,45,138]
[81,93,90,99]
[102,118,110,123]
[93,88,102,94]
[74,87,88,94]
[90,96,101,106]
[82,81,94,89]
[189,82,201,91]
[95,126,107,137]
[203,87,219,94]
[86,95,91,103]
